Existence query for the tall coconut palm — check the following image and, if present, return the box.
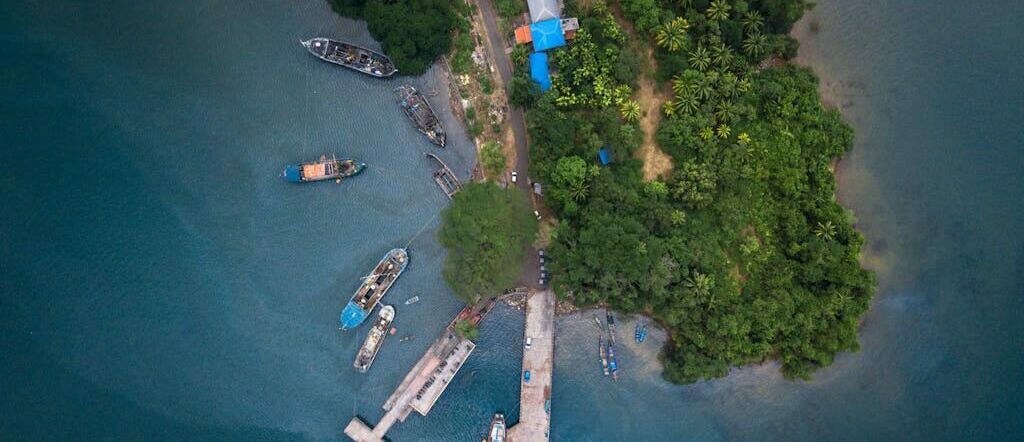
[716,123,731,139]
[620,100,641,122]
[741,10,764,33]
[571,182,590,201]
[699,126,714,141]
[675,87,701,114]
[743,32,768,58]
[737,132,751,144]
[655,18,690,52]
[706,0,731,22]
[815,220,837,241]
[688,46,711,71]
[672,74,690,96]
[711,43,732,68]
[714,100,738,123]
[684,271,715,305]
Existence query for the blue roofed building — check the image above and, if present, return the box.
[530,19,566,52]
[530,52,551,91]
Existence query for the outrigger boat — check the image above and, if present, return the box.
[395,84,446,147]
[608,343,619,381]
[340,248,408,330]
[302,38,396,77]
[353,305,395,372]
[635,320,648,343]
[281,155,365,183]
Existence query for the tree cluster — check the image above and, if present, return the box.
[328,0,463,75]
[438,183,538,304]
[520,0,873,383]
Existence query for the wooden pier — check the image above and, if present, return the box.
[426,153,463,199]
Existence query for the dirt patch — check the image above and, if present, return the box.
[634,63,674,181]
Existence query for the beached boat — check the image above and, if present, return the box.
[281,155,365,183]
[486,413,506,442]
[395,84,446,147]
[599,336,609,376]
[340,248,408,330]
[301,38,396,77]
[404,296,419,305]
[606,312,617,344]
[635,321,648,343]
[353,305,395,372]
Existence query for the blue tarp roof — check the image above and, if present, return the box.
[530,19,566,51]
[599,148,612,165]
[529,52,551,92]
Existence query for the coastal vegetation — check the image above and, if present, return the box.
[454,319,481,340]
[520,0,874,382]
[327,0,463,75]
[438,183,537,303]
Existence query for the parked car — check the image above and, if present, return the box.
[539,249,546,258]
[511,171,518,183]
[525,337,533,349]
[534,210,541,220]
[524,370,531,383]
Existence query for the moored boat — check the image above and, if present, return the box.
[282,155,365,183]
[340,248,408,330]
[395,84,446,147]
[353,305,395,372]
[404,296,419,305]
[487,413,506,442]
[608,343,619,381]
[302,38,396,77]
[599,336,609,376]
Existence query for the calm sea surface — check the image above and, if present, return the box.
[2,0,1022,441]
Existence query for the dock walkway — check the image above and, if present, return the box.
[345,327,475,442]
[507,289,555,441]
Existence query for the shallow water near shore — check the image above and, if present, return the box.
[3,0,1023,441]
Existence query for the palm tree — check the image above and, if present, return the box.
[696,76,715,101]
[620,100,641,122]
[706,0,731,22]
[814,220,836,241]
[684,271,715,305]
[711,43,732,67]
[671,74,690,96]
[738,76,752,93]
[718,72,738,98]
[737,132,751,144]
[655,18,690,52]
[675,88,701,114]
[662,101,677,117]
[743,32,768,58]
[716,123,731,139]
[571,182,590,201]
[741,10,764,33]
[699,126,714,141]
[714,100,738,123]
[688,46,711,71]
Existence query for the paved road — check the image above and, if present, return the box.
[474,0,542,289]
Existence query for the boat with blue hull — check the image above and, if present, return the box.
[282,155,365,183]
[340,248,408,330]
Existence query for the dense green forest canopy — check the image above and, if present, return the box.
[438,183,537,303]
[327,0,461,75]
[522,0,874,382]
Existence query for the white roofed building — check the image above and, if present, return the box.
[527,0,560,23]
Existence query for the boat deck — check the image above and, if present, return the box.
[426,153,463,199]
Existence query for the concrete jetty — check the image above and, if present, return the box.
[345,327,476,442]
[507,289,555,441]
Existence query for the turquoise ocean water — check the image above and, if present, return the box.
[2,0,1022,441]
